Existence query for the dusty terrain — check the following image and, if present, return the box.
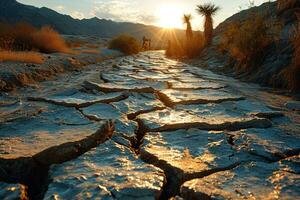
[0,35,121,92]
[0,51,300,199]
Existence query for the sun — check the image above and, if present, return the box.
[157,5,183,29]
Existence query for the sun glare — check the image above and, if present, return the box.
[157,5,183,29]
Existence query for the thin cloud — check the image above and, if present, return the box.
[71,11,85,19]
[91,0,158,24]
[56,5,65,12]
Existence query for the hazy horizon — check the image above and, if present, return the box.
[18,0,274,30]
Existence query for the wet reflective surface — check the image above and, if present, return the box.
[0,51,299,199]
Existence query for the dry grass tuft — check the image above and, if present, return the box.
[109,34,140,55]
[166,34,205,58]
[0,22,71,54]
[0,51,44,64]
[32,26,71,54]
[219,14,273,69]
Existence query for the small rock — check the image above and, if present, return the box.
[285,101,300,111]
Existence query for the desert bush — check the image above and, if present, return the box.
[0,22,71,54]
[219,14,272,69]
[32,26,71,53]
[0,51,44,64]
[166,34,204,58]
[108,34,140,55]
[166,39,185,58]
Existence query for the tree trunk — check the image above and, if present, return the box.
[186,23,193,41]
[204,15,213,46]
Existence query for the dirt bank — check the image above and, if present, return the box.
[0,48,122,92]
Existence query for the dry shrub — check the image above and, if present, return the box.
[32,26,71,54]
[108,34,140,55]
[220,15,272,69]
[166,34,204,58]
[0,51,44,64]
[0,22,71,54]
[165,38,185,58]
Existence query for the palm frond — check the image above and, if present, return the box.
[183,14,192,24]
[196,3,220,16]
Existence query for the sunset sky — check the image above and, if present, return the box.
[18,0,273,30]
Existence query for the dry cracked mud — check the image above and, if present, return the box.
[0,51,299,199]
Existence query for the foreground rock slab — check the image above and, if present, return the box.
[0,101,42,123]
[0,121,113,200]
[0,103,99,159]
[129,70,174,82]
[170,80,226,90]
[231,128,300,161]
[32,121,114,165]
[83,81,157,93]
[45,140,165,199]
[80,102,137,146]
[176,99,284,119]
[100,72,137,83]
[141,129,254,180]
[181,157,300,200]
[28,91,126,108]
[112,93,165,119]
[157,89,245,106]
[137,109,272,132]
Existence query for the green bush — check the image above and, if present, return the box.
[108,34,140,55]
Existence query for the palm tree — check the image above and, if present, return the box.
[196,3,220,46]
[183,14,193,41]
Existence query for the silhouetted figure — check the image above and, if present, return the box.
[142,36,151,50]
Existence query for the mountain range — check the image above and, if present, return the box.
[0,0,185,41]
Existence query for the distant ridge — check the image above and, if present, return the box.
[0,0,185,41]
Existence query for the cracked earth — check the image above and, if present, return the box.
[0,51,300,199]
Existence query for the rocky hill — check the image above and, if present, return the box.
[195,1,300,92]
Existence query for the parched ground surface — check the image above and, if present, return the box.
[0,47,121,92]
[0,51,299,199]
